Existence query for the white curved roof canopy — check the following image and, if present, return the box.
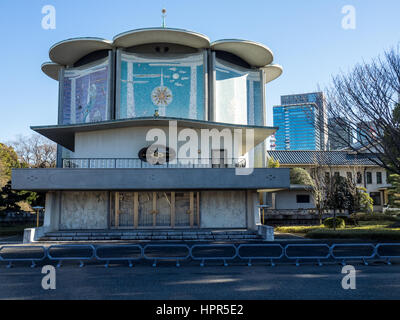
[44,29,283,82]
[211,40,274,67]
[41,62,63,81]
[113,28,210,49]
[262,64,283,83]
[49,38,113,66]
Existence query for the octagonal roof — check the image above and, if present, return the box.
[113,27,210,49]
[41,62,63,81]
[211,39,273,67]
[44,27,282,83]
[49,37,113,66]
[262,64,283,83]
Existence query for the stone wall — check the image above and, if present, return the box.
[0,212,43,225]
[200,191,246,228]
[60,191,109,229]
[264,209,345,226]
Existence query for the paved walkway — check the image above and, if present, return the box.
[274,232,306,240]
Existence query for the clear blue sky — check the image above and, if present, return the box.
[0,0,399,141]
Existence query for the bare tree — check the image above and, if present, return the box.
[309,152,337,224]
[324,45,400,174]
[310,168,328,224]
[10,134,56,168]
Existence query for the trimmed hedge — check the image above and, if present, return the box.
[306,229,400,240]
[352,212,399,222]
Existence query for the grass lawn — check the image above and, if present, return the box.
[275,220,400,240]
[0,224,35,237]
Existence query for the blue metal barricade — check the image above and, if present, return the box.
[330,243,376,266]
[1,242,399,268]
[0,245,46,268]
[375,243,400,265]
[95,244,143,268]
[237,244,284,266]
[191,244,237,267]
[285,244,331,266]
[143,244,191,267]
[47,244,95,267]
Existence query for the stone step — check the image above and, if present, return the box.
[43,235,258,239]
[40,230,262,242]
[45,231,259,237]
[41,237,261,241]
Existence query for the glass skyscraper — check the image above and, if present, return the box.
[273,92,327,150]
[328,117,352,150]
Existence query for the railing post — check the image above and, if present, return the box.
[59,157,249,169]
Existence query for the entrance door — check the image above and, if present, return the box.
[118,192,134,227]
[111,192,199,228]
[111,192,135,228]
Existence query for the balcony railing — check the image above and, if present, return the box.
[62,158,247,169]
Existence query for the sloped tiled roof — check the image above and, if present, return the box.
[267,150,381,166]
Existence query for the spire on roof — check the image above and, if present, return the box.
[161,9,167,28]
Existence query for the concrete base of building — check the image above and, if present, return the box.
[35,190,262,234]
[22,228,268,242]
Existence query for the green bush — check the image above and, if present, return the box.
[338,215,359,225]
[290,168,314,186]
[324,217,345,229]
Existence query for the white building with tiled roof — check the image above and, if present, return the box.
[267,150,391,213]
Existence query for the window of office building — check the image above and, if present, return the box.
[334,172,340,178]
[377,172,382,184]
[296,195,310,203]
[370,192,381,206]
[357,172,362,184]
[366,172,372,184]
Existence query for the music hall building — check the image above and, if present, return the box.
[12,27,289,241]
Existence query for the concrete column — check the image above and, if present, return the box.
[42,191,61,232]
[170,192,175,228]
[271,192,276,209]
[189,192,194,228]
[26,190,62,241]
[133,192,139,228]
[246,190,260,231]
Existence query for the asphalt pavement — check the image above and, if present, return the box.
[0,263,399,300]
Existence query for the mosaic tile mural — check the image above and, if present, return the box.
[119,52,205,120]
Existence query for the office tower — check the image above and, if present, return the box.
[328,117,352,150]
[273,92,327,150]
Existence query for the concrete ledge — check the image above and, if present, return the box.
[23,227,46,243]
[257,225,274,241]
[12,168,290,191]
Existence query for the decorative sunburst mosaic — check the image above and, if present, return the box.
[151,85,173,107]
